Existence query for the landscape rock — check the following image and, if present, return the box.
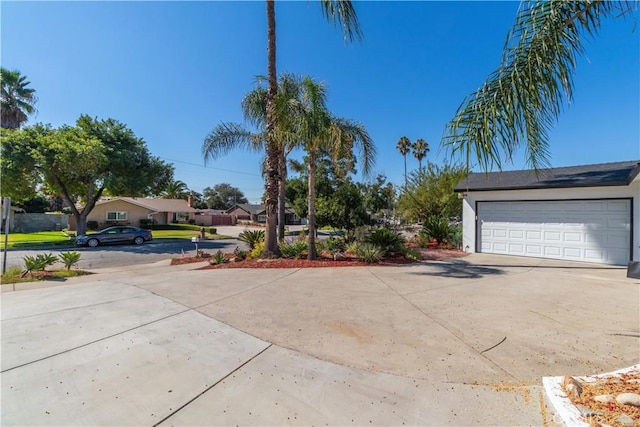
[593,394,615,403]
[615,414,635,426]
[562,375,583,400]
[615,392,640,407]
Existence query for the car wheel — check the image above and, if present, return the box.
[134,236,144,245]
[87,238,99,248]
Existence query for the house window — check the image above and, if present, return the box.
[257,215,267,222]
[106,211,127,221]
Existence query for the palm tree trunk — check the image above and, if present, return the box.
[277,148,286,241]
[307,147,317,260]
[263,0,280,257]
[403,154,407,187]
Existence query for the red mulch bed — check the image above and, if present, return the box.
[170,248,468,269]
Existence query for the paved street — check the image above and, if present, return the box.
[2,253,638,425]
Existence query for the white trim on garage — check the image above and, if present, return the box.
[476,199,631,265]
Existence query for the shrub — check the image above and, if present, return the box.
[365,228,406,255]
[249,241,265,259]
[23,253,58,275]
[139,219,153,228]
[59,251,82,270]
[422,216,452,245]
[322,236,347,253]
[233,247,247,260]
[188,219,196,225]
[210,250,228,265]
[87,220,99,230]
[354,243,384,263]
[404,247,421,261]
[238,229,265,250]
[448,224,462,249]
[279,240,308,259]
[209,227,217,235]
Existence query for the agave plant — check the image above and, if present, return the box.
[365,227,406,255]
[22,253,58,276]
[422,216,452,246]
[58,251,82,270]
[238,229,265,250]
[354,243,384,263]
[279,240,308,259]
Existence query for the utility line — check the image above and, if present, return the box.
[160,157,263,177]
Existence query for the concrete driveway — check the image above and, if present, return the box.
[2,254,638,425]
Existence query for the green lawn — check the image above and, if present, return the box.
[0,230,231,249]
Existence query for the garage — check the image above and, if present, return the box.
[455,160,640,266]
[477,199,631,264]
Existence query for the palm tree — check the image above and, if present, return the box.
[161,180,189,199]
[262,0,363,256]
[412,138,429,173]
[396,136,411,186]
[1,68,37,130]
[445,1,635,171]
[202,74,303,241]
[297,77,376,260]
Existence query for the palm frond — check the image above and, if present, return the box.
[445,0,635,171]
[319,0,363,42]
[202,122,264,164]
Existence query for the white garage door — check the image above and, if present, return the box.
[477,199,631,265]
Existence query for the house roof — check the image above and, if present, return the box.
[454,160,640,192]
[96,197,196,212]
[227,203,295,215]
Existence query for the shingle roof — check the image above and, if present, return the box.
[455,160,640,192]
[228,204,295,215]
[96,197,196,212]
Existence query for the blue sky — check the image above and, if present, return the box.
[2,1,638,203]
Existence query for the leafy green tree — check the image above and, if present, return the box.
[161,180,189,199]
[396,136,411,187]
[19,194,50,213]
[0,128,41,201]
[263,0,363,256]
[1,68,37,130]
[1,116,174,235]
[397,162,468,223]
[316,180,372,240]
[412,138,429,173]
[202,186,226,209]
[446,1,636,171]
[358,174,396,218]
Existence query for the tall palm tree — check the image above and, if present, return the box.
[396,136,411,186]
[161,180,189,199]
[263,0,363,256]
[412,138,429,173]
[1,68,37,130]
[297,77,376,260]
[445,1,635,171]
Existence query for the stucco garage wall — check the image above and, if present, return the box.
[461,180,639,263]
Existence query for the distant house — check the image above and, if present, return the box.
[69,197,197,231]
[226,204,301,225]
[193,209,235,226]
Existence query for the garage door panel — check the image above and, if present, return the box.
[478,200,630,265]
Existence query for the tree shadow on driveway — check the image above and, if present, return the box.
[409,260,506,279]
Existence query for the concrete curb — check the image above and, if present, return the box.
[542,364,640,426]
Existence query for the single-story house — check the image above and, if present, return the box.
[226,204,301,225]
[454,160,639,265]
[69,197,197,230]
